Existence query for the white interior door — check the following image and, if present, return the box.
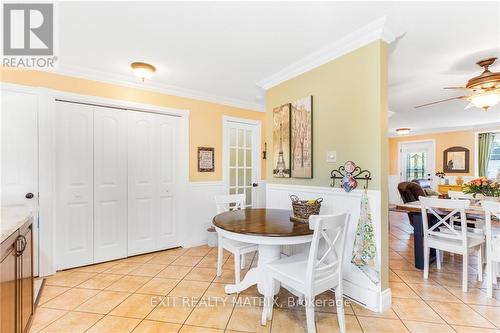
[399,141,435,183]
[128,111,179,255]
[93,107,127,263]
[55,102,94,269]
[224,119,261,207]
[156,114,178,248]
[1,89,39,274]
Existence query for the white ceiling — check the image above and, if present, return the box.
[56,2,500,133]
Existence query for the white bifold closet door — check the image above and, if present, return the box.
[56,102,95,269]
[127,111,178,255]
[93,107,128,263]
[56,102,128,269]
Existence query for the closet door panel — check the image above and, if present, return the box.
[156,115,178,248]
[128,112,157,255]
[94,107,127,262]
[55,102,94,269]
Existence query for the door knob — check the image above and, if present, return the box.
[25,192,34,199]
[252,183,258,187]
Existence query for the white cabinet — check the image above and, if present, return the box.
[55,102,94,269]
[94,107,128,262]
[128,112,179,255]
[55,102,181,269]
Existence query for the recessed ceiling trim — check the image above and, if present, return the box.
[387,121,500,138]
[256,16,402,90]
[41,63,265,112]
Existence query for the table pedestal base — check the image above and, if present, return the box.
[225,244,281,295]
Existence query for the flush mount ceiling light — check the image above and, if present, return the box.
[130,62,156,82]
[396,128,411,135]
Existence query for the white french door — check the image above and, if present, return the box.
[1,89,39,275]
[399,140,435,182]
[224,118,261,207]
[128,111,179,255]
[93,107,128,262]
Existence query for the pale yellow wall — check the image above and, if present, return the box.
[265,41,390,288]
[388,127,500,176]
[0,69,266,182]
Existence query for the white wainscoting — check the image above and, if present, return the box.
[388,175,401,204]
[182,180,267,248]
[266,183,391,312]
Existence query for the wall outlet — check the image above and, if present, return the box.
[326,151,337,163]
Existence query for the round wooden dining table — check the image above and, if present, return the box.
[213,208,313,295]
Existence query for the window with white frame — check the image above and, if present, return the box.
[486,133,500,179]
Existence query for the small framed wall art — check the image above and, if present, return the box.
[272,103,291,178]
[198,147,215,172]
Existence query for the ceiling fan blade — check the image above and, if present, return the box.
[464,102,475,110]
[443,86,470,90]
[414,96,466,108]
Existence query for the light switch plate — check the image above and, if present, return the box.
[326,151,337,163]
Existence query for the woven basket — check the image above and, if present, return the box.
[290,195,323,223]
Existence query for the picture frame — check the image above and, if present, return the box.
[272,103,291,178]
[443,146,469,173]
[291,96,313,178]
[198,147,215,172]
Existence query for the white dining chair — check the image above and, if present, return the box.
[261,213,350,333]
[420,196,485,292]
[214,194,258,284]
[446,190,485,244]
[481,201,500,298]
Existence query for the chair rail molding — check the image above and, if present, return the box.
[266,182,391,312]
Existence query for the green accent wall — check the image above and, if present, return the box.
[265,40,389,289]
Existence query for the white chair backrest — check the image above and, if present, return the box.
[306,213,350,292]
[215,194,246,214]
[419,196,470,243]
[448,190,474,200]
[482,201,500,257]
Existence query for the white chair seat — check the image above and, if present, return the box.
[438,226,485,240]
[221,238,258,252]
[267,253,308,285]
[428,233,485,249]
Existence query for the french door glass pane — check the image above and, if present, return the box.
[406,152,426,181]
[229,168,236,187]
[230,129,236,146]
[228,125,254,208]
[230,148,236,165]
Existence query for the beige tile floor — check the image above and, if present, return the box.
[31,212,500,332]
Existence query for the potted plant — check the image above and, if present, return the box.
[463,177,500,200]
[207,226,218,247]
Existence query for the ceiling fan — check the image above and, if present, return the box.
[415,57,500,111]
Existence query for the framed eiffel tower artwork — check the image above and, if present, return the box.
[272,103,291,178]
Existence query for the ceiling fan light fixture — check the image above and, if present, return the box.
[396,128,411,135]
[469,92,500,111]
[131,62,156,82]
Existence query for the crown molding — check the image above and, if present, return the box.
[39,63,265,112]
[256,16,403,90]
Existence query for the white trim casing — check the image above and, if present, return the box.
[2,83,190,276]
[397,139,436,185]
[222,115,263,202]
[256,16,402,90]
